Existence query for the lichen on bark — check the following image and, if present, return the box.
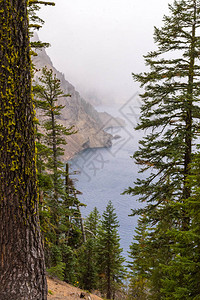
[0,1,47,299]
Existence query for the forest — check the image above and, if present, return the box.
[1,0,200,299]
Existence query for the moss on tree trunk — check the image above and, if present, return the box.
[0,1,47,299]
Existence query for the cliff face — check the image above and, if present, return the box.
[98,112,126,129]
[32,44,112,160]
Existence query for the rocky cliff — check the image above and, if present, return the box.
[99,112,126,129]
[32,39,112,160]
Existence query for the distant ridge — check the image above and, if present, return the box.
[32,34,113,160]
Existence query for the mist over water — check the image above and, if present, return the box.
[70,102,145,259]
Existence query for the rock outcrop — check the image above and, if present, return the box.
[32,37,112,160]
[98,112,126,129]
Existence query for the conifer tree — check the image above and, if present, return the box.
[85,206,101,238]
[34,69,85,281]
[127,217,150,300]
[34,67,75,202]
[125,0,200,298]
[0,1,47,298]
[34,67,75,226]
[76,207,101,291]
[97,201,126,299]
[126,0,200,221]
[28,0,55,50]
[160,152,200,298]
[128,210,174,299]
[77,238,98,291]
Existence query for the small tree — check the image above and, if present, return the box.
[127,217,150,300]
[34,67,76,230]
[85,206,101,239]
[34,67,75,203]
[77,207,101,291]
[97,201,126,299]
[34,70,87,282]
[34,67,82,276]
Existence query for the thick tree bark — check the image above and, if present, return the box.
[0,1,47,299]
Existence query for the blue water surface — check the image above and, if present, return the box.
[70,103,144,259]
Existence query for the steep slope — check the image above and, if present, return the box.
[47,277,103,300]
[32,37,112,160]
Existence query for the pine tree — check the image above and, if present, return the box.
[34,67,84,279]
[127,217,150,300]
[0,1,47,298]
[76,238,99,291]
[126,0,200,221]
[28,0,55,50]
[97,201,126,299]
[63,173,85,250]
[76,207,101,291]
[34,67,75,231]
[160,152,200,299]
[85,206,101,238]
[34,67,75,202]
[128,210,174,299]
[125,0,200,298]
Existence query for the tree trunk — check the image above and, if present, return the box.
[77,201,86,243]
[182,1,196,230]
[107,259,111,299]
[0,1,47,299]
[51,109,58,196]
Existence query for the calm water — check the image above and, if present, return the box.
[70,101,144,259]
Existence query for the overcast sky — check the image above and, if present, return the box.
[38,0,174,104]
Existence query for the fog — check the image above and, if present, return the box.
[38,0,173,105]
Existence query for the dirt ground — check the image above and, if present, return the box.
[47,277,104,300]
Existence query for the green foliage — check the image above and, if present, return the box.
[125,0,200,205]
[33,67,84,285]
[61,244,78,284]
[28,0,55,50]
[62,204,128,297]
[47,262,66,281]
[97,201,126,299]
[34,67,75,202]
[76,207,101,291]
[127,217,150,300]
[126,0,200,299]
[76,239,99,291]
[85,206,101,238]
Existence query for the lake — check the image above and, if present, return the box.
[70,97,144,259]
